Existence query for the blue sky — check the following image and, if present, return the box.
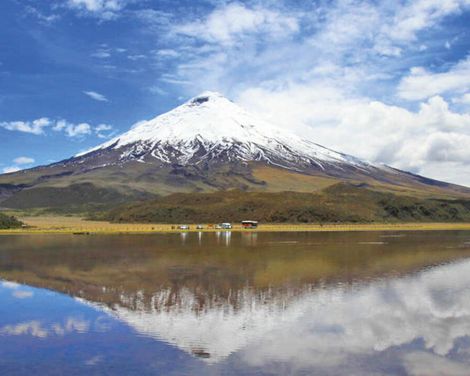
[1,0,470,185]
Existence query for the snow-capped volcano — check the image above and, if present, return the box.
[78,91,368,171]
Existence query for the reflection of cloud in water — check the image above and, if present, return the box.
[84,355,104,366]
[1,281,20,289]
[12,290,33,299]
[241,259,470,371]
[87,259,470,367]
[2,281,35,299]
[0,317,90,338]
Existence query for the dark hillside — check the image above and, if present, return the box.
[94,183,470,224]
[1,182,153,212]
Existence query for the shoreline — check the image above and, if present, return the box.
[0,216,470,235]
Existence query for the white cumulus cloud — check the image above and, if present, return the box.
[83,90,109,102]
[381,0,470,42]
[94,123,114,138]
[174,3,299,45]
[453,93,470,105]
[0,118,51,135]
[2,156,35,174]
[2,166,21,174]
[398,56,470,100]
[66,0,129,19]
[13,156,35,165]
[53,120,92,137]
[1,117,112,141]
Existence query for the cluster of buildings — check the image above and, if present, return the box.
[176,221,258,231]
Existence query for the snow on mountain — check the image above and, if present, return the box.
[77,91,370,171]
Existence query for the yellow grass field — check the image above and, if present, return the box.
[1,216,470,235]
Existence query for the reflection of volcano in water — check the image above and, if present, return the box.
[81,259,470,365]
[2,231,470,367]
[91,286,314,362]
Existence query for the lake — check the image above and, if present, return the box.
[1,231,470,375]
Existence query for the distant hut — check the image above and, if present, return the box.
[216,223,232,229]
[241,220,258,229]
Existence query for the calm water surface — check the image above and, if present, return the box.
[1,231,470,375]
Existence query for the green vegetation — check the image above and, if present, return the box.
[93,183,470,224]
[0,213,23,229]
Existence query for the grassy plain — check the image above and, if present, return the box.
[1,215,470,235]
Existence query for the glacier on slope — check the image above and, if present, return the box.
[77,91,371,172]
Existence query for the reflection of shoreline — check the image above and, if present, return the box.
[74,259,470,366]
